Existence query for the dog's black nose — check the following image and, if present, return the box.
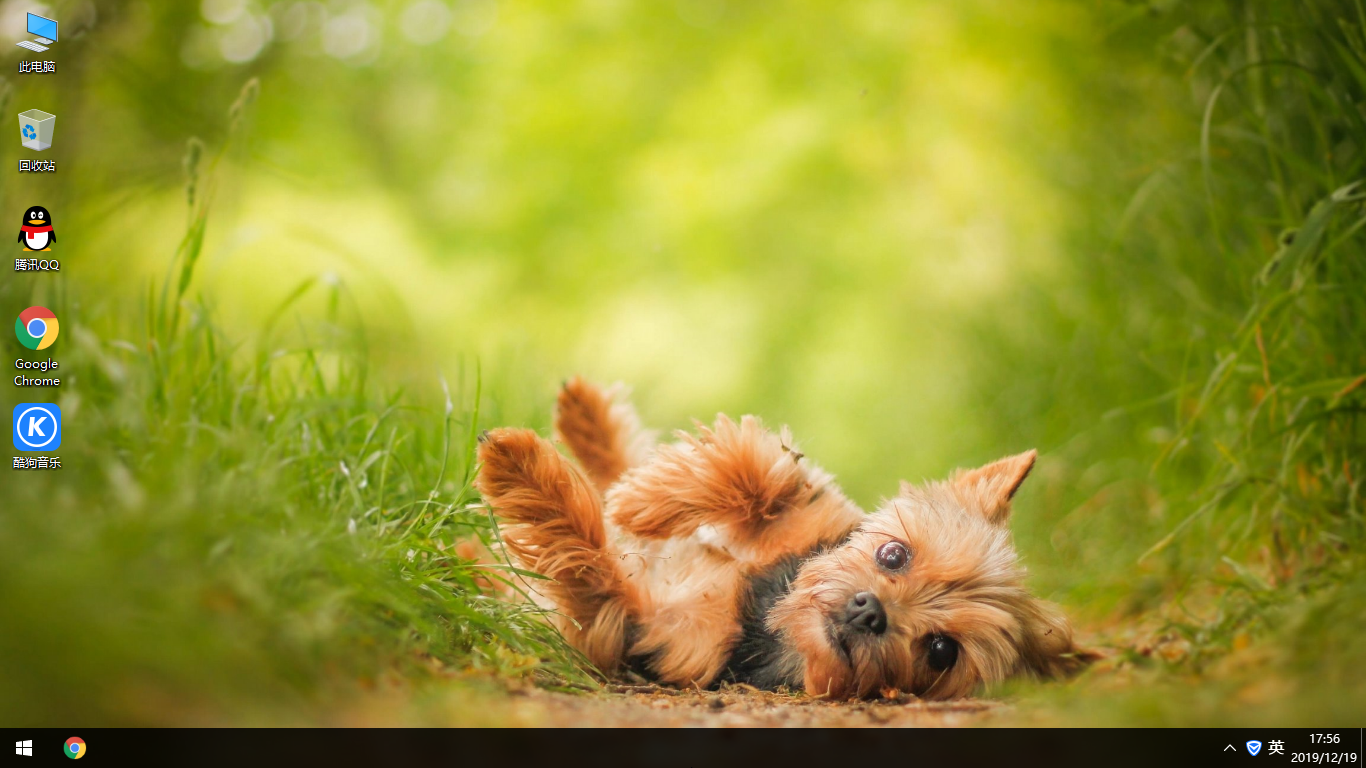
[845,591,887,635]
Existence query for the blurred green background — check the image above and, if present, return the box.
[0,0,1362,725]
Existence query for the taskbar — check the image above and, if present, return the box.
[2,727,1362,767]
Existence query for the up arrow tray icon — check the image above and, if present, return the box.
[1224,745,1236,752]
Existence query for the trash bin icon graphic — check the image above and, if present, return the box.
[18,109,55,151]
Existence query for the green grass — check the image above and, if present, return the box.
[978,0,1366,723]
[0,85,592,725]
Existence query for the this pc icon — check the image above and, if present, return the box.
[16,13,57,53]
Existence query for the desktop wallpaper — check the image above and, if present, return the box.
[0,0,1363,726]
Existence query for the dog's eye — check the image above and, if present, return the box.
[926,634,959,671]
[875,541,910,571]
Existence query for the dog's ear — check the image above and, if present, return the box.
[950,449,1037,526]
[1016,598,1101,680]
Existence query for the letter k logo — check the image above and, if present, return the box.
[13,403,60,451]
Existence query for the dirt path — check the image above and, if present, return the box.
[489,684,1002,727]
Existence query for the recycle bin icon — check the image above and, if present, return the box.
[18,109,55,151]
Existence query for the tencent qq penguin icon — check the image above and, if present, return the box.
[13,403,61,451]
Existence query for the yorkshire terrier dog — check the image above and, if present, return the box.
[475,378,1092,699]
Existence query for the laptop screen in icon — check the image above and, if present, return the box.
[27,14,57,43]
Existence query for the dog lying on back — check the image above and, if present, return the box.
[475,378,1092,699]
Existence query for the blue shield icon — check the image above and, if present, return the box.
[1246,741,1263,756]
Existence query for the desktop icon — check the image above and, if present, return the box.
[13,403,61,452]
[15,306,59,350]
[19,109,55,151]
[18,206,56,251]
[16,12,57,52]
[63,737,84,760]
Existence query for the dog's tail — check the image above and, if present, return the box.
[475,427,643,670]
[554,377,654,493]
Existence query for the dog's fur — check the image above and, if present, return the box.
[475,377,1093,699]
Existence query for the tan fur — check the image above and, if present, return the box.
[949,449,1036,525]
[554,377,653,493]
[474,428,645,670]
[608,415,861,564]
[477,379,1093,699]
[769,455,1093,699]
[623,543,748,685]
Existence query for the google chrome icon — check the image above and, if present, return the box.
[15,306,59,350]
[64,737,86,759]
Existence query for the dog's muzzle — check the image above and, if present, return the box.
[843,591,887,635]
